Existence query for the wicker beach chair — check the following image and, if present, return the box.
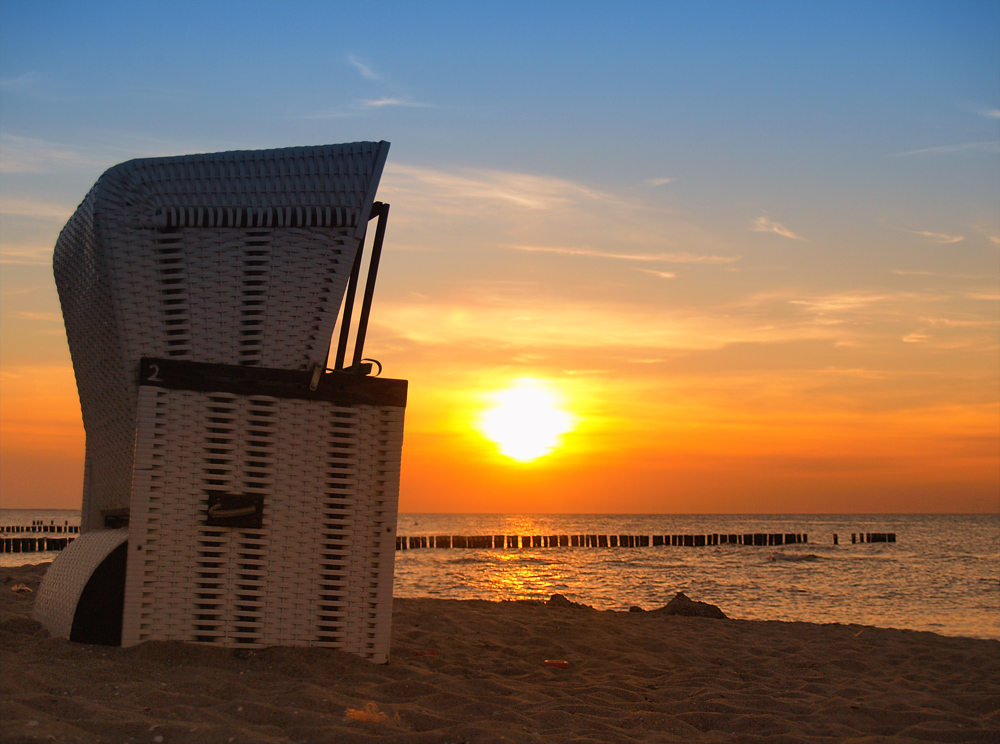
[33,143,405,662]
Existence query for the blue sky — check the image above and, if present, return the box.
[3,2,997,267]
[1,0,998,511]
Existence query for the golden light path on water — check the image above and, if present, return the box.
[485,552,562,598]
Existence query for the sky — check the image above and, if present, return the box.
[1,0,998,514]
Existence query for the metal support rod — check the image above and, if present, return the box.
[352,202,389,368]
[334,232,366,370]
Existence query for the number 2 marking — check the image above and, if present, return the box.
[147,364,163,382]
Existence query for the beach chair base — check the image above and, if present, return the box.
[33,529,129,645]
[35,361,405,663]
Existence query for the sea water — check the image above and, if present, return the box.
[393,514,999,640]
[3,510,997,640]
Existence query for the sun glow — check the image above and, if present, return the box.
[479,380,574,462]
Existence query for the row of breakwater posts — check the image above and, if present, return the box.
[2,524,897,555]
[396,532,897,550]
[1,521,80,554]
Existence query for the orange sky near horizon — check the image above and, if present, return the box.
[1,340,997,513]
[3,213,997,515]
[1,2,998,515]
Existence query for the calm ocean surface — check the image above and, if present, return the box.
[394,514,999,640]
[4,511,997,640]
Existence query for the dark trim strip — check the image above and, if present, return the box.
[139,357,407,407]
[152,205,359,230]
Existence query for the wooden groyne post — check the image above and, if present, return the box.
[851,532,896,544]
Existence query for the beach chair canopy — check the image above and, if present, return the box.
[53,142,390,531]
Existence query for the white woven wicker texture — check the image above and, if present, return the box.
[122,385,403,662]
[54,142,390,531]
[32,528,129,639]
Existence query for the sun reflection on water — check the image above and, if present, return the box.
[482,551,565,600]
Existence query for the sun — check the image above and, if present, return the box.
[479,380,574,462]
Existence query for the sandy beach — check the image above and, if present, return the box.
[2,562,998,743]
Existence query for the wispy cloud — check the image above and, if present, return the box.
[0,197,74,221]
[750,216,803,240]
[785,291,951,323]
[898,227,965,244]
[732,289,984,350]
[789,293,891,314]
[0,72,39,91]
[15,311,62,322]
[377,163,736,276]
[964,104,1000,120]
[373,285,961,360]
[383,163,610,211]
[300,100,432,119]
[509,244,738,264]
[646,177,673,186]
[374,294,799,353]
[919,316,1000,328]
[891,269,988,280]
[893,141,1000,156]
[346,55,379,80]
[0,245,53,266]
[363,98,431,108]
[640,269,677,279]
[0,134,102,174]
[0,283,46,297]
